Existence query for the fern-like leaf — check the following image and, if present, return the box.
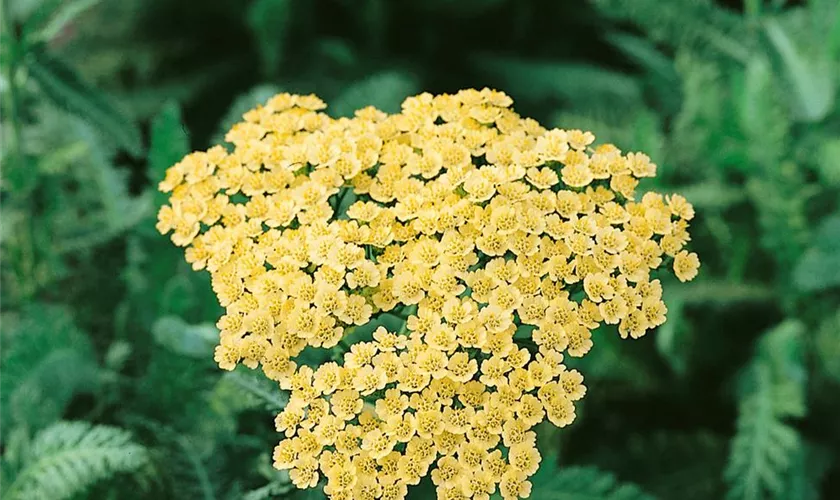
[530,456,655,500]
[725,321,807,500]
[4,421,149,500]
[593,0,750,62]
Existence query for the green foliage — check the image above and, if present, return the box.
[2,421,149,500]
[3,0,840,498]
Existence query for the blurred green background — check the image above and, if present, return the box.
[2,0,840,499]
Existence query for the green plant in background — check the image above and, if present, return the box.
[2,0,839,499]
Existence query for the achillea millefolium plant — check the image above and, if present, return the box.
[156,88,699,500]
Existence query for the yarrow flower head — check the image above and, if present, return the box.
[157,88,699,500]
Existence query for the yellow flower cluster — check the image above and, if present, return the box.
[157,88,699,500]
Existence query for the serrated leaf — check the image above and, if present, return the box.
[151,316,218,358]
[26,49,143,155]
[330,71,419,117]
[726,321,807,500]
[247,0,291,77]
[148,101,190,185]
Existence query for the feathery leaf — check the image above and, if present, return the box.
[4,421,149,500]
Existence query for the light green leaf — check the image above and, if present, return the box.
[655,291,687,375]
[27,0,103,43]
[330,71,419,117]
[151,316,218,358]
[221,367,289,411]
[792,214,840,292]
[765,19,835,123]
[3,421,149,500]
[815,310,840,383]
[26,49,143,155]
[678,182,745,211]
[247,0,291,77]
[148,101,190,184]
[35,141,88,175]
[816,137,840,187]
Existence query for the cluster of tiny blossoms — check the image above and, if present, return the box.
[157,88,699,500]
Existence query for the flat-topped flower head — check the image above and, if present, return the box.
[157,88,699,500]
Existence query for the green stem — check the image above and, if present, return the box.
[1,2,24,176]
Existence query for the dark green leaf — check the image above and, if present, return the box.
[330,71,419,117]
[148,101,190,185]
[26,49,143,155]
[247,0,291,77]
[0,305,99,440]
[472,55,642,107]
